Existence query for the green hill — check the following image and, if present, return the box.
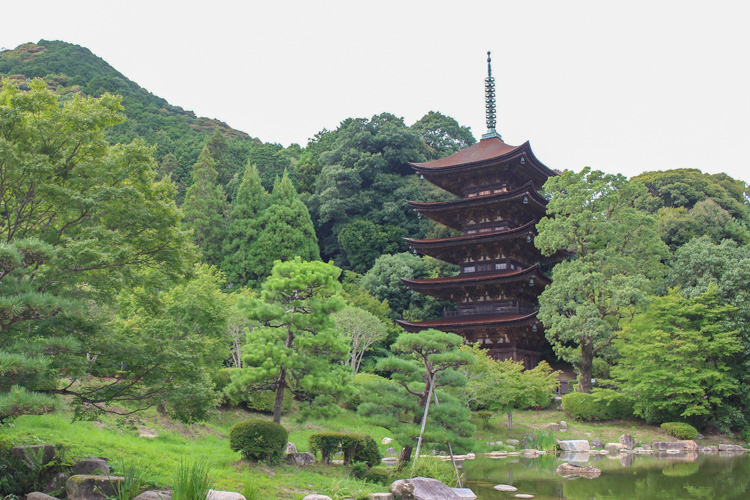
[0,40,260,193]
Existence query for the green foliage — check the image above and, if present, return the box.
[660,422,699,440]
[562,390,633,421]
[0,447,38,496]
[363,467,391,486]
[407,457,459,487]
[358,330,475,463]
[343,373,390,410]
[308,432,345,464]
[613,288,740,426]
[229,419,288,462]
[182,145,228,266]
[334,306,388,373]
[229,258,350,423]
[476,411,492,429]
[410,111,476,160]
[171,460,213,500]
[337,219,407,273]
[110,460,149,500]
[0,385,56,424]
[739,427,750,443]
[536,167,669,392]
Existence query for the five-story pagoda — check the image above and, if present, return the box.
[396,52,557,368]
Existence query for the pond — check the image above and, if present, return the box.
[462,452,750,499]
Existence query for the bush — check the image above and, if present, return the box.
[661,422,698,440]
[562,390,633,421]
[229,419,288,462]
[364,467,391,486]
[739,427,750,443]
[343,373,390,410]
[476,410,492,429]
[308,432,380,467]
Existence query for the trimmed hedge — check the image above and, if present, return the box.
[562,389,633,421]
[308,432,381,467]
[661,422,698,440]
[229,419,288,462]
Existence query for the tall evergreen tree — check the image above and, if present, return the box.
[182,145,228,266]
[222,164,269,287]
[250,172,320,279]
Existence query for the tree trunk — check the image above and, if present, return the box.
[507,409,513,430]
[578,339,594,393]
[272,368,286,424]
[397,445,413,468]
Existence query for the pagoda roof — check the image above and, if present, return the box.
[411,137,556,177]
[396,311,539,332]
[401,264,550,289]
[404,220,537,249]
[408,181,547,215]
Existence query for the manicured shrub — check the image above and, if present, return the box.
[476,410,492,429]
[309,432,381,467]
[229,419,288,462]
[661,422,698,440]
[562,390,633,421]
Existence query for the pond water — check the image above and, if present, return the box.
[462,453,750,499]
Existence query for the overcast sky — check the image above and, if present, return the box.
[4,1,749,184]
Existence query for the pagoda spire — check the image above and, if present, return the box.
[482,51,502,140]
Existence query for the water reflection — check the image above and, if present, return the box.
[463,453,750,499]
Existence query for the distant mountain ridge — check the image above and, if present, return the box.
[0,40,259,190]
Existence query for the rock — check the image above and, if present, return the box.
[559,421,568,430]
[543,423,560,432]
[44,472,70,495]
[556,463,602,479]
[505,445,516,451]
[286,442,298,454]
[506,439,521,446]
[138,427,158,438]
[589,440,603,449]
[699,446,719,454]
[10,445,56,466]
[28,493,59,500]
[382,437,393,445]
[515,496,534,499]
[207,490,246,500]
[493,484,518,492]
[451,488,477,499]
[386,447,397,456]
[370,494,394,500]
[66,475,124,500]
[302,496,332,500]
[285,452,316,466]
[718,444,746,452]
[133,490,172,500]
[72,458,110,475]
[652,441,698,451]
[604,443,626,453]
[619,434,634,450]
[390,477,461,500]
[558,440,590,452]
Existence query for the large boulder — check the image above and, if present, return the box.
[452,488,477,499]
[72,458,110,475]
[619,434,634,450]
[10,445,56,466]
[589,440,604,449]
[506,439,520,447]
[382,437,394,445]
[285,452,316,466]
[718,444,746,452]
[493,485,518,492]
[558,440,590,452]
[207,490,246,500]
[556,463,601,479]
[604,443,626,453]
[543,423,560,432]
[370,494,394,500]
[286,442,298,454]
[27,493,59,500]
[66,475,123,500]
[390,477,461,500]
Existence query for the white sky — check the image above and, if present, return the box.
[3,1,750,184]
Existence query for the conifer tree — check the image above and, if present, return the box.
[182,145,228,266]
[249,172,321,281]
[222,164,269,287]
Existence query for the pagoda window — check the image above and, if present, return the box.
[466,229,477,234]
[479,227,492,233]
[479,189,491,196]
[464,266,476,273]
[467,192,477,198]
[496,262,507,270]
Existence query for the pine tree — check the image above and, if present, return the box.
[182,145,228,266]
[221,164,269,287]
[249,172,321,280]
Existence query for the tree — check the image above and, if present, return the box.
[250,172,320,278]
[459,344,558,429]
[182,145,228,266]
[612,288,740,425]
[0,79,191,419]
[228,258,350,423]
[333,306,388,373]
[337,219,407,273]
[536,168,669,392]
[221,164,269,287]
[358,329,474,465]
[410,111,476,160]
